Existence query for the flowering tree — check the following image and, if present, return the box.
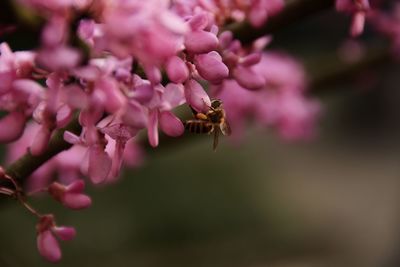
[0,0,397,263]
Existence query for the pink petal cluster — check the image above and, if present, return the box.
[0,43,40,142]
[172,0,284,27]
[369,3,400,57]
[48,180,92,210]
[0,0,327,263]
[36,214,76,263]
[212,52,320,141]
[336,0,371,36]
[7,122,144,191]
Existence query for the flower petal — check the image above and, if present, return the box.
[30,126,51,156]
[166,56,189,84]
[194,52,229,84]
[159,111,184,137]
[184,31,218,54]
[62,193,92,210]
[65,180,85,193]
[53,226,76,241]
[184,79,211,113]
[88,146,112,184]
[37,230,61,263]
[0,111,26,143]
[147,109,159,147]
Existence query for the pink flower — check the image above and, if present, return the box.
[7,122,88,192]
[0,44,40,142]
[212,52,320,141]
[369,3,400,57]
[101,0,188,66]
[0,111,26,143]
[233,66,265,90]
[31,72,73,155]
[336,0,371,36]
[98,116,139,179]
[36,214,76,263]
[247,0,285,27]
[184,79,211,113]
[37,46,82,71]
[184,30,219,54]
[48,180,92,210]
[145,83,186,147]
[166,56,189,84]
[194,52,229,84]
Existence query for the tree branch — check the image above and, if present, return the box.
[227,0,334,45]
[2,117,81,187]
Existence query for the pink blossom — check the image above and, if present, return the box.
[212,52,320,141]
[184,30,219,54]
[184,79,211,113]
[87,143,112,184]
[0,45,43,143]
[30,72,74,155]
[48,180,92,210]
[98,116,139,179]
[166,56,189,84]
[159,111,185,137]
[0,111,26,143]
[7,123,87,191]
[37,46,82,72]
[247,0,285,27]
[369,3,400,57]
[101,0,188,66]
[194,52,229,84]
[144,83,186,147]
[36,214,76,263]
[336,0,371,36]
[233,66,265,90]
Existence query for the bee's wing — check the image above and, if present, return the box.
[213,129,219,151]
[220,120,232,136]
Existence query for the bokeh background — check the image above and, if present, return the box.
[1,4,400,267]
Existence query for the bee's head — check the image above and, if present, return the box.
[211,99,222,109]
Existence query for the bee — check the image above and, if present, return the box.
[185,99,231,151]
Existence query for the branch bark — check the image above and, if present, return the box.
[228,0,334,45]
[2,117,81,187]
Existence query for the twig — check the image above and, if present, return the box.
[227,0,334,45]
[3,116,81,187]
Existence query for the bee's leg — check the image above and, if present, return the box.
[207,124,214,135]
[196,113,208,120]
[202,98,216,111]
[213,129,219,152]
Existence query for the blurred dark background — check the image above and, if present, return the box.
[1,4,400,267]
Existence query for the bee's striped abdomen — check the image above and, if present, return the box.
[185,120,212,134]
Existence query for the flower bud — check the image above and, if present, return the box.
[184,31,219,54]
[233,66,266,90]
[159,111,184,137]
[0,111,26,143]
[166,56,189,83]
[194,52,229,84]
[48,180,92,210]
[184,79,211,113]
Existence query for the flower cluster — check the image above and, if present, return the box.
[0,0,327,263]
[336,0,400,54]
[336,0,371,36]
